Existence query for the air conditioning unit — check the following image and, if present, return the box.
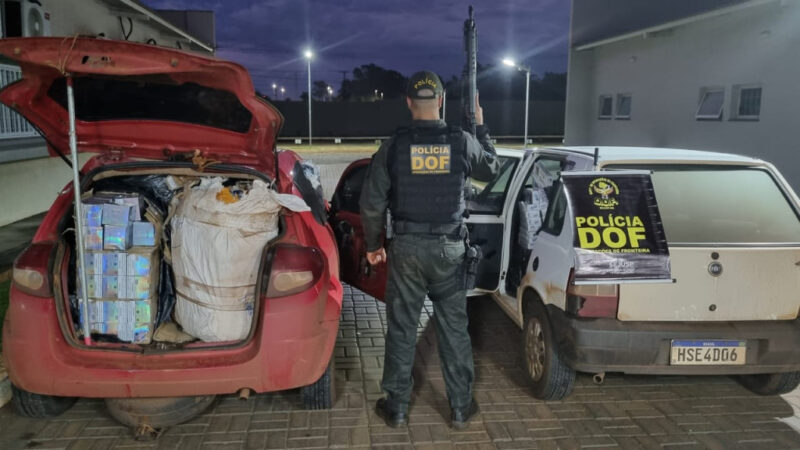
[22,0,50,37]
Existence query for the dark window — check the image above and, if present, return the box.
[467,156,519,215]
[47,76,253,133]
[598,95,613,119]
[3,1,22,37]
[607,165,800,244]
[541,184,567,236]
[332,165,368,213]
[737,86,762,119]
[616,94,631,119]
[696,89,724,120]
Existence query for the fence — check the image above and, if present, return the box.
[272,99,566,139]
[0,64,38,139]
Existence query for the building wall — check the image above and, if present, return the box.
[565,1,800,190]
[0,154,91,226]
[0,0,212,226]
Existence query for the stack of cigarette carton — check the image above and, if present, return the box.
[77,194,159,344]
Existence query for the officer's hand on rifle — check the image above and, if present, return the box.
[367,248,387,265]
[475,93,484,125]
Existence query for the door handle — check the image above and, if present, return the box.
[532,256,539,271]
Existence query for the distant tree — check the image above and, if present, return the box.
[444,63,567,101]
[339,64,407,101]
[312,80,333,101]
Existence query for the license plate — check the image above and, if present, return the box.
[670,340,746,365]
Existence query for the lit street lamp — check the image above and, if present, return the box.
[503,57,532,148]
[304,49,313,146]
[327,85,334,101]
[279,86,285,100]
[271,82,277,98]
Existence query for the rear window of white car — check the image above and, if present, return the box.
[647,168,800,244]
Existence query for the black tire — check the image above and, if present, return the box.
[522,300,575,400]
[301,357,336,409]
[105,395,215,430]
[738,371,800,396]
[11,385,77,418]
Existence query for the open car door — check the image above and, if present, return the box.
[464,151,527,294]
[331,151,529,300]
[330,159,388,300]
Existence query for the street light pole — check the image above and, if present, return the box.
[503,57,532,148]
[523,68,530,149]
[304,49,313,146]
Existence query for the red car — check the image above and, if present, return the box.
[1,38,342,418]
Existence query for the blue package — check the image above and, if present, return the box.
[103,225,132,250]
[132,221,156,247]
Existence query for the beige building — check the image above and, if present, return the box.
[564,0,800,190]
[0,0,214,226]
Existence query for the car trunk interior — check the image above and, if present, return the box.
[52,164,284,352]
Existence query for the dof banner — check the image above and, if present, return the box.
[561,171,671,283]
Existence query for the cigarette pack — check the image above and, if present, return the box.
[82,227,104,251]
[132,221,156,247]
[85,252,127,276]
[77,274,103,299]
[82,203,104,227]
[124,276,151,300]
[127,250,156,277]
[92,193,143,220]
[79,299,155,344]
[101,204,132,226]
[103,225,132,250]
[102,275,122,299]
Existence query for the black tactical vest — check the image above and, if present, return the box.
[388,124,470,225]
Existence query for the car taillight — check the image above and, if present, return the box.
[12,243,54,298]
[565,269,619,318]
[265,245,325,298]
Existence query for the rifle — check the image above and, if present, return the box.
[461,5,477,136]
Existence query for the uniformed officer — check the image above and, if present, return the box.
[359,70,499,429]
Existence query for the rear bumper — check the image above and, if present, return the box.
[2,276,342,398]
[548,306,800,375]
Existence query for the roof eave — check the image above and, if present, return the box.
[573,0,776,52]
[106,0,214,53]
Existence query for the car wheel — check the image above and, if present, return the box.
[11,385,77,418]
[301,356,336,409]
[105,395,216,433]
[738,371,800,396]
[522,300,575,400]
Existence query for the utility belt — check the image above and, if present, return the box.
[393,220,467,240]
[391,219,482,290]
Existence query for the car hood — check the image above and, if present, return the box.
[0,37,283,170]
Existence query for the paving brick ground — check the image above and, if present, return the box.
[1,285,799,449]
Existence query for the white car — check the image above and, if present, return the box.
[331,146,800,400]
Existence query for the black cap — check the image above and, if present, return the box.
[406,70,443,99]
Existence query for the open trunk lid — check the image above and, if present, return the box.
[0,37,282,170]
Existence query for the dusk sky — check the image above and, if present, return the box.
[143,0,571,98]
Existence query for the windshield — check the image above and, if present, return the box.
[643,167,800,244]
[47,76,253,133]
[467,156,519,214]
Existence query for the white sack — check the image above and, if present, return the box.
[172,178,306,341]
